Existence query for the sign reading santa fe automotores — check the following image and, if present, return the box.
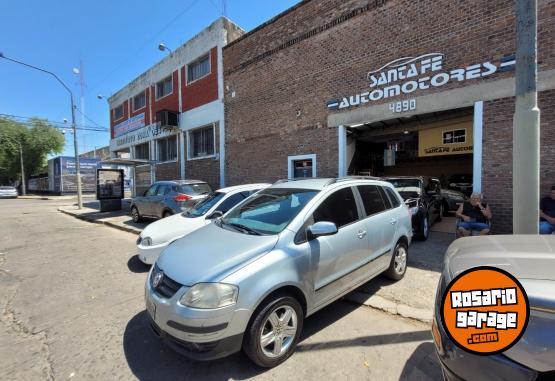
[326,53,515,111]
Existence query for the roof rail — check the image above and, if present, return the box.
[272,177,331,184]
[325,176,382,186]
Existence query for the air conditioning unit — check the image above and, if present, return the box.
[156,110,179,127]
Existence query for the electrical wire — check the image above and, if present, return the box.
[0,113,109,132]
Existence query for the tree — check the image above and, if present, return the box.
[0,117,65,188]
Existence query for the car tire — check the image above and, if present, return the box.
[416,214,429,241]
[162,210,173,218]
[442,201,451,217]
[384,240,409,281]
[243,295,304,368]
[131,206,142,223]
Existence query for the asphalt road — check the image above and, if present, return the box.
[0,198,442,380]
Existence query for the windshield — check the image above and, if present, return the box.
[219,188,318,235]
[184,192,225,218]
[178,183,211,195]
[385,179,422,200]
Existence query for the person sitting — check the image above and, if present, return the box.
[539,185,555,235]
[456,193,492,236]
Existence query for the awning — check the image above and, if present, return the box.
[99,158,157,166]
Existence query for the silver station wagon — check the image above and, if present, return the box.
[145,177,412,367]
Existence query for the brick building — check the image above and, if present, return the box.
[223,0,555,233]
[108,18,244,195]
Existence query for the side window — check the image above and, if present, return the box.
[312,187,359,228]
[384,187,401,208]
[377,186,392,210]
[157,184,171,196]
[357,185,387,216]
[216,193,246,214]
[145,185,158,197]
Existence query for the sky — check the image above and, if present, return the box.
[0,0,300,157]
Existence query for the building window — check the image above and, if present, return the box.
[443,129,466,144]
[133,92,146,111]
[156,75,173,99]
[157,136,178,162]
[113,104,124,120]
[187,54,210,83]
[188,125,215,159]
[134,143,150,160]
[288,154,317,179]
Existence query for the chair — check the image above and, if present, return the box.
[455,217,491,238]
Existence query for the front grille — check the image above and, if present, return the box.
[151,264,183,299]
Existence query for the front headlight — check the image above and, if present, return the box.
[179,283,238,309]
[142,237,152,246]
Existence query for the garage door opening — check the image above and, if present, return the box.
[346,107,474,195]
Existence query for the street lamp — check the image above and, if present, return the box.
[158,43,172,54]
[0,53,83,208]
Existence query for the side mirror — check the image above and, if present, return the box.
[206,210,223,220]
[307,221,338,240]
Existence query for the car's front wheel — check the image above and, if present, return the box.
[243,295,304,368]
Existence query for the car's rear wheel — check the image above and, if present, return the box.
[243,296,303,368]
[131,206,142,223]
[416,214,429,241]
[384,240,408,280]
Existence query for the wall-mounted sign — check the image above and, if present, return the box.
[111,122,176,150]
[97,169,124,200]
[418,119,474,157]
[327,53,515,111]
[114,112,145,137]
[389,99,416,113]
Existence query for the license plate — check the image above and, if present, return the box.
[146,297,156,320]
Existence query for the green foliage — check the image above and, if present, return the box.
[0,117,65,185]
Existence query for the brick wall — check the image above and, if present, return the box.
[182,47,219,112]
[184,125,221,190]
[155,161,180,181]
[110,99,129,139]
[151,70,180,118]
[135,166,151,196]
[224,0,555,186]
[482,89,555,233]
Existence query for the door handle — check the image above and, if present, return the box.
[357,230,367,239]
[390,218,398,225]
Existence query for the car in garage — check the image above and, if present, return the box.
[440,188,468,215]
[432,235,555,381]
[145,177,412,366]
[447,174,473,196]
[136,183,270,264]
[384,176,443,240]
[0,186,18,198]
[130,180,212,222]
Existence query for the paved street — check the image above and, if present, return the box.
[0,198,442,380]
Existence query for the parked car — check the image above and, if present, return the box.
[447,173,473,196]
[0,186,18,198]
[130,180,212,222]
[384,176,443,240]
[432,235,555,381]
[440,188,468,215]
[145,177,412,366]
[136,183,271,265]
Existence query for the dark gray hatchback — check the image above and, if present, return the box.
[131,180,212,222]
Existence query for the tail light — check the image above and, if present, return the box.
[174,193,193,202]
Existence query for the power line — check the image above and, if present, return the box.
[86,0,201,96]
[73,107,106,129]
[0,113,109,132]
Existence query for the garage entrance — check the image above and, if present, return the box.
[346,107,474,193]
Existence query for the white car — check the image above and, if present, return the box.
[136,183,270,264]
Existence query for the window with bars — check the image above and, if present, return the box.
[443,129,466,144]
[134,143,150,160]
[156,75,173,99]
[113,104,124,120]
[133,92,146,111]
[157,136,178,162]
[188,125,215,159]
[187,54,210,83]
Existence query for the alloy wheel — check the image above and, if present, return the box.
[260,305,298,358]
[394,245,407,274]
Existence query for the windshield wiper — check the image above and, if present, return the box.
[226,222,262,236]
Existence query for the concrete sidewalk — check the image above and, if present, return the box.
[58,204,453,323]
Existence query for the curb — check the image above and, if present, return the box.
[345,291,433,324]
[58,208,141,235]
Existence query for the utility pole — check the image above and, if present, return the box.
[19,141,26,196]
[512,0,540,234]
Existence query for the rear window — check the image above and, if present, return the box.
[357,185,387,216]
[178,183,212,195]
[384,187,402,208]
